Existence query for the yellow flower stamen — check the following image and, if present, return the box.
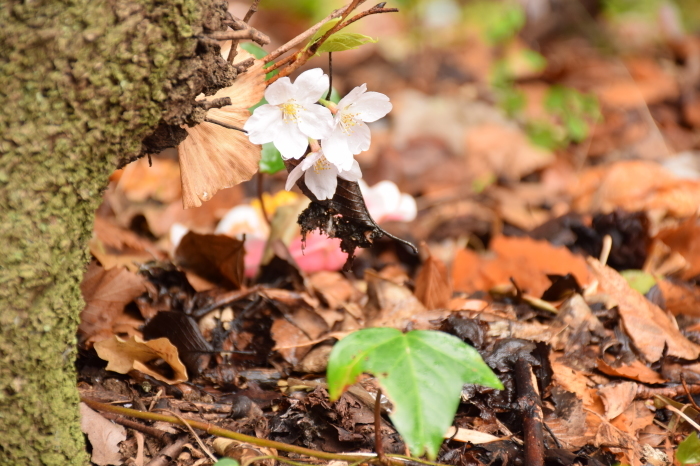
[280,99,303,124]
[313,155,332,174]
[339,111,360,135]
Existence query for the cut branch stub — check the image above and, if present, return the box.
[284,158,416,270]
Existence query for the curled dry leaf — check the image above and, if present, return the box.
[588,257,700,362]
[179,54,266,208]
[94,335,188,384]
[174,231,245,290]
[79,261,147,346]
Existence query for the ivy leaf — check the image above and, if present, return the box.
[259,142,285,174]
[316,32,377,55]
[327,328,503,459]
[678,432,700,464]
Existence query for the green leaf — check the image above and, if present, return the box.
[620,270,657,295]
[241,42,267,59]
[259,142,285,174]
[678,432,700,464]
[327,328,503,459]
[316,32,377,55]
[306,19,341,49]
[214,459,240,466]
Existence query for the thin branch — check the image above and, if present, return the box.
[326,52,333,101]
[266,1,399,85]
[374,388,386,462]
[636,382,700,399]
[244,0,261,23]
[208,30,265,42]
[81,396,433,466]
[204,117,247,133]
[157,409,217,462]
[264,52,296,75]
[514,357,545,466]
[195,97,232,110]
[263,1,364,64]
[341,5,399,29]
[227,1,264,63]
[664,404,700,431]
[101,412,175,443]
[682,373,700,411]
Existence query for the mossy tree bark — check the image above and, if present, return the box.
[0,0,234,463]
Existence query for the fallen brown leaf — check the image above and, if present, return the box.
[174,231,245,290]
[452,236,591,297]
[588,257,700,362]
[80,402,126,466]
[79,261,147,346]
[94,335,188,384]
[598,381,638,420]
[414,247,452,309]
[596,358,666,384]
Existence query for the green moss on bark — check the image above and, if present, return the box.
[0,0,230,463]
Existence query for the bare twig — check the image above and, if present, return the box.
[664,404,700,431]
[326,53,333,101]
[374,388,386,462]
[263,1,364,64]
[268,0,362,83]
[145,435,189,466]
[204,117,246,133]
[341,5,399,29]
[208,30,265,42]
[227,0,264,63]
[266,1,398,85]
[681,373,700,411]
[514,357,545,466]
[101,412,175,443]
[636,383,700,400]
[257,173,272,227]
[157,409,217,462]
[195,97,232,111]
[81,396,430,466]
[243,0,261,23]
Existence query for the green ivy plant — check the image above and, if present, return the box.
[327,328,503,460]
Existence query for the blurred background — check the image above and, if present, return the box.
[99,0,700,276]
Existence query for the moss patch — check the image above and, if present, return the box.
[0,0,231,463]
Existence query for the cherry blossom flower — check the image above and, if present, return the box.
[244,68,333,160]
[322,84,392,170]
[359,180,417,223]
[285,150,362,200]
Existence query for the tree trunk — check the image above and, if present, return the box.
[0,0,231,463]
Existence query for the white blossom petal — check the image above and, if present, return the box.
[285,162,306,191]
[293,68,329,103]
[244,104,282,143]
[321,125,354,170]
[352,92,392,122]
[337,83,367,109]
[346,122,371,154]
[273,123,308,159]
[298,104,333,139]
[305,162,339,200]
[264,77,294,105]
[299,150,322,170]
[338,159,362,182]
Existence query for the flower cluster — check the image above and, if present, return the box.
[244,68,392,200]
